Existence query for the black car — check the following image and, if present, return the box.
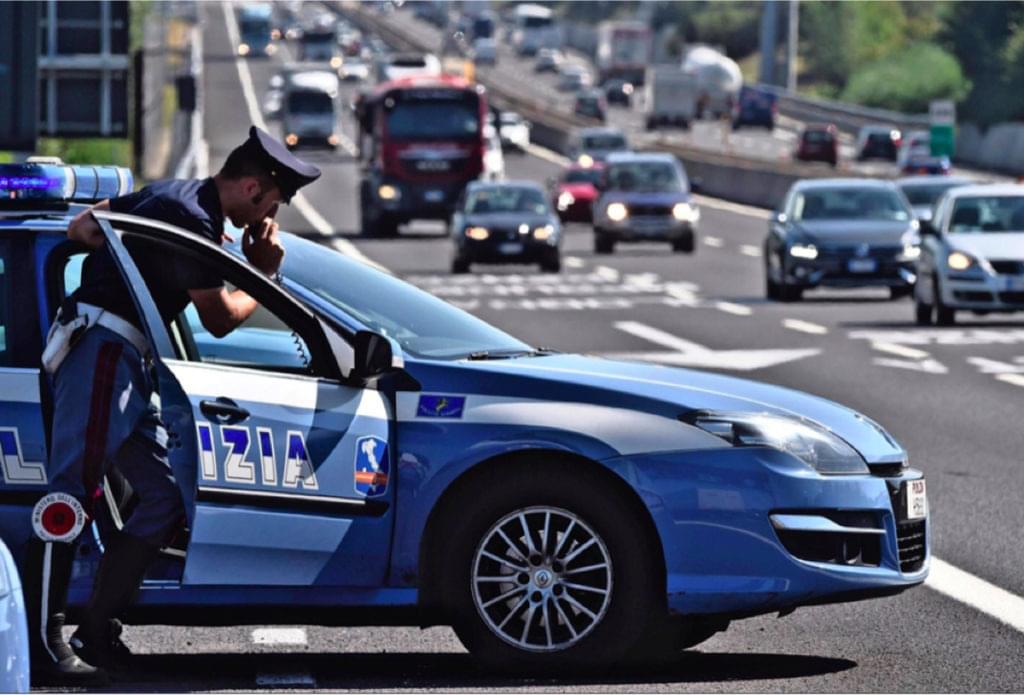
[765,179,919,301]
[451,181,562,273]
[573,89,607,122]
[731,85,776,130]
[856,126,901,161]
[603,79,634,107]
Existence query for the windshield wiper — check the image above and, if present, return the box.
[465,347,560,361]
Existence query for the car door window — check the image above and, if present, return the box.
[181,300,313,373]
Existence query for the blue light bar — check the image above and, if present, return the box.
[0,162,133,203]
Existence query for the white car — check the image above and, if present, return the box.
[915,183,1024,325]
[498,111,530,151]
[482,124,505,181]
[339,57,370,81]
[897,130,931,168]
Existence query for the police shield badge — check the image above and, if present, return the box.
[354,435,389,498]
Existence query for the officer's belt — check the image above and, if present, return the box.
[72,303,149,357]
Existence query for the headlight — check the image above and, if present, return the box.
[238,43,251,56]
[466,226,490,240]
[578,154,594,168]
[687,412,869,475]
[789,243,818,260]
[557,191,575,210]
[947,251,975,271]
[672,202,699,223]
[533,225,555,240]
[331,56,343,69]
[901,244,921,261]
[606,202,628,222]
[378,184,400,201]
[327,134,340,146]
[285,133,299,146]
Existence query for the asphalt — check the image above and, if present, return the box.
[38,3,1024,691]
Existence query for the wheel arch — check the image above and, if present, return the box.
[415,448,668,623]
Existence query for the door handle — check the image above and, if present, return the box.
[199,397,250,423]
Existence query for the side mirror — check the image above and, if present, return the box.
[774,211,788,225]
[689,178,703,195]
[353,330,403,379]
[918,220,937,236]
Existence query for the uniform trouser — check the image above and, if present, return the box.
[48,325,183,547]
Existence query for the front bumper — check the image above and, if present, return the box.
[941,270,1024,312]
[458,236,558,264]
[603,447,928,618]
[787,255,916,290]
[599,218,694,242]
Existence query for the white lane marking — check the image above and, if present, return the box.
[564,255,585,269]
[927,557,1024,634]
[693,194,773,220]
[703,236,724,248]
[872,357,949,375]
[783,319,828,335]
[594,265,619,282]
[714,301,752,316]
[256,673,317,687]
[522,141,571,167]
[995,373,1024,388]
[966,356,1024,374]
[251,628,308,645]
[615,321,710,354]
[740,244,762,258]
[221,1,382,271]
[870,341,930,360]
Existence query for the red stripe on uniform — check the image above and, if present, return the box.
[81,341,124,505]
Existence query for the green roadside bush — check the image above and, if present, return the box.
[841,42,970,113]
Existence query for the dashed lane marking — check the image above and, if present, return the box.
[783,319,828,335]
[221,0,382,271]
[595,265,619,282]
[703,236,724,248]
[870,341,931,360]
[740,244,763,258]
[995,373,1024,388]
[714,301,752,316]
[251,628,307,646]
[564,256,585,269]
[927,557,1024,635]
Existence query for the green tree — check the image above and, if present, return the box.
[841,42,969,113]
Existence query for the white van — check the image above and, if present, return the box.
[282,69,341,150]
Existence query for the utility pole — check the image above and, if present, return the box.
[786,0,799,92]
[758,0,778,86]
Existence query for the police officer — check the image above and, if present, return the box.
[27,127,320,683]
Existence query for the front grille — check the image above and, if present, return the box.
[954,290,995,302]
[401,156,470,178]
[989,260,1024,275]
[629,204,672,217]
[896,520,927,573]
[817,245,901,260]
[999,291,1024,304]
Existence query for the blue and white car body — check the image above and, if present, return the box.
[0,162,928,669]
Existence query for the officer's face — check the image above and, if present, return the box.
[236,178,284,227]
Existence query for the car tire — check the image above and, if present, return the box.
[780,281,803,302]
[934,276,955,325]
[539,250,561,273]
[451,255,471,274]
[625,617,728,665]
[914,293,933,325]
[443,462,662,674]
[890,286,913,300]
[671,235,694,253]
[766,268,781,301]
[594,232,615,255]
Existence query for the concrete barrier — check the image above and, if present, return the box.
[956,122,1024,176]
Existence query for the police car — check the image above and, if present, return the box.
[0,161,928,671]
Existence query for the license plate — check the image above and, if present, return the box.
[905,479,927,520]
[1000,276,1024,291]
[848,258,877,273]
[424,190,444,203]
[499,243,523,255]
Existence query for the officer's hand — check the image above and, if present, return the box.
[242,216,285,275]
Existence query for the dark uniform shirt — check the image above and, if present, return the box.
[74,178,226,329]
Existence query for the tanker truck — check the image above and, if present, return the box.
[682,45,743,119]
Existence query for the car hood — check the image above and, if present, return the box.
[600,191,689,206]
[793,219,914,246]
[410,353,905,464]
[948,233,1024,260]
[465,212,554,229]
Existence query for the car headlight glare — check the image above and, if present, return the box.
[285,133,299,146]
[672,202,699,223]
[606,202,628,222]
[947,251,974,271]
[331,56,343,69]
[789,243,818,260]
[557,191,575,209]
[686,412,869,475]
[901,243,921,261]
[578,154,594,168]
[378,184,400,201]
[533,225,555,240]
[238,43,251,56]
[466,226,490,240]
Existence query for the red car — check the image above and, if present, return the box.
[553,163,604,222]
[795,123,839,167]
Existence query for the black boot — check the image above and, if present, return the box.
[70,531,158,670]
[24,538,109,685]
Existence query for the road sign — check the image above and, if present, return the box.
[929,99,956,158]
[0,2,40,151]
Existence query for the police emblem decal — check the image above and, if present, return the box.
[416,394,466,419]
[32,492,87,542]
[354,435,390,498]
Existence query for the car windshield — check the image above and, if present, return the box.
[564,169,601,184]
[606,162,685,193]
[949,196,1024,234]
[582,134,626,150]
[466,187,549,215]
[287,90,333,114]
[277,235,531,359]
[386,97,480,140]
[794,187,911,222]
[900,183,963,207]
